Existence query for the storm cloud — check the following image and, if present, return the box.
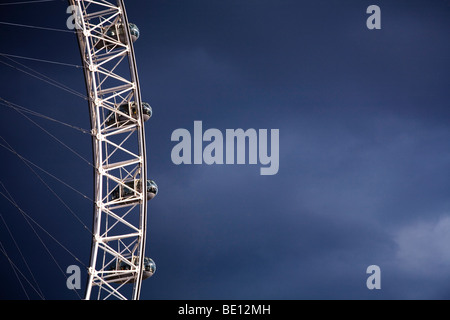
[0,0,449,300]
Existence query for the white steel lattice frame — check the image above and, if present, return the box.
[69,0,148,300]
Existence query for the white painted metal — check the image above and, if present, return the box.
[69,0,148,300]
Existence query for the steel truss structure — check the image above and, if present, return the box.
[69,0,149,300]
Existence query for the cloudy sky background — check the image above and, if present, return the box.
[0,0,449,299]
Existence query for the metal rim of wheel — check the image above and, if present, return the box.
[68,0,154,300]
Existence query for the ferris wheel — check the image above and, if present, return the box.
[67,0,156,300]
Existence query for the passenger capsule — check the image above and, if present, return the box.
[95,23,140,49]
[110,179,158,202]
[128,23,140,42]
[108,256,156,284]
[106,101,152,126]
[146,179,158,200]
[142,102,153,121]
[142,257,156,280]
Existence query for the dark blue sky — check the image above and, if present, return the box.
[0,0,449,299]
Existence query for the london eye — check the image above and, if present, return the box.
[68,0,156,300]
[0,0,157,300]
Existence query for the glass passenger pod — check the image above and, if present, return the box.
[128,23,140,42]
[105,101,152,127]
[110,179,158,202]
[94,23,140,50]
[107,256,156,284]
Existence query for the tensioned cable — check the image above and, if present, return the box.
[0,237,31,299]
[0,21,74,33]
[0,56,87,100]
[0,97,91,135]
[0,136,93,234]
[0,138,93,203]
[0,0,62,5]
[0,214,45,300]
[0,98,94,204]
[0,59,85,99]
[0,0,97,299]
[0,185,83,299]
[0,53,83,69]
[0,100,94,167]
[0,243,47,299]
[0,183,84,300]
[0,181,89,270]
